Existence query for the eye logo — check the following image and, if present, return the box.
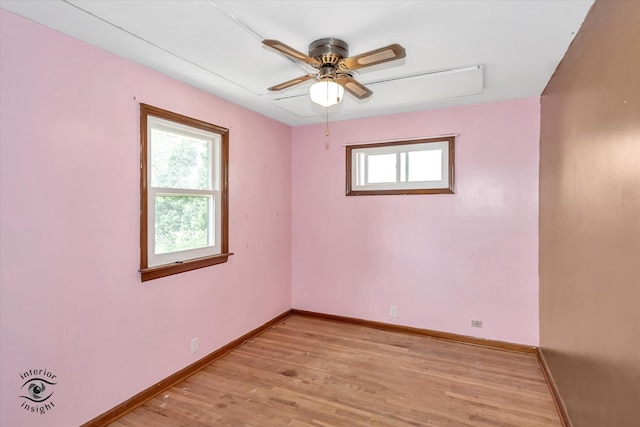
[19,369,57,415]
[21,378,55,403]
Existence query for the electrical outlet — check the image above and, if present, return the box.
[471,320,483,328]
[390,306,398,317]
[190,337,199,354]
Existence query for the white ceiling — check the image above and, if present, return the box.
[1,0,594,126]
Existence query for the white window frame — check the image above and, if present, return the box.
[146,116,221,267]
[140,104,230,282]
[346,136,455,196]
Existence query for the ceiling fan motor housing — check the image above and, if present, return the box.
[317,66,337,81]
[309,38,349,66]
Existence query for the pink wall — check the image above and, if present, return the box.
[291,98,540,345]
[0,9,542,426]
[0,10,291,427]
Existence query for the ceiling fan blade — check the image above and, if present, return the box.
[262,39,320,67]
[267,74,316,91]
[336,75,373,99]
[338,44,406,71]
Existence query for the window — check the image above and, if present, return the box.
[140,104,230,281]
[346,136,454,196]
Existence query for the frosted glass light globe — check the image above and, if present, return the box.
[309,80,344,107]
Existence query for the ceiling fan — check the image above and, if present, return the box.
[262,38,406,107]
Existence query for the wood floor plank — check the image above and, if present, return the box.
[109,315,561,426]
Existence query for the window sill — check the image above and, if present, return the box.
[346,188,454,196]
[140,252,233,282]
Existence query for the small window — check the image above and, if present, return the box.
[346,136,454,196]
[140,104,230,281]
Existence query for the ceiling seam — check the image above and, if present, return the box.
[62,0,263,96]
[206,0,312,76]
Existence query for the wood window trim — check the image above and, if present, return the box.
[345,136,455,196]
[139,104,231,282]
[139,253,232,282]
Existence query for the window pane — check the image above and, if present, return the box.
[408,150,442,181]
[367,153,397,184]
[155,195,211,254]
[346,137,453,196]
[151,129,210,190]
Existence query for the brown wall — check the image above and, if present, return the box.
[539,1,640,426]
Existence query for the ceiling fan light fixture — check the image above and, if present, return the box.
[263,38,405,108]
[310,79,344,107]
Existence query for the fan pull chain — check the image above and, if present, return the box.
[326,106,330,137]
[326,79,332,137]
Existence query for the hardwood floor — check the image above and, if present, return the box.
[109,315,561,426]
